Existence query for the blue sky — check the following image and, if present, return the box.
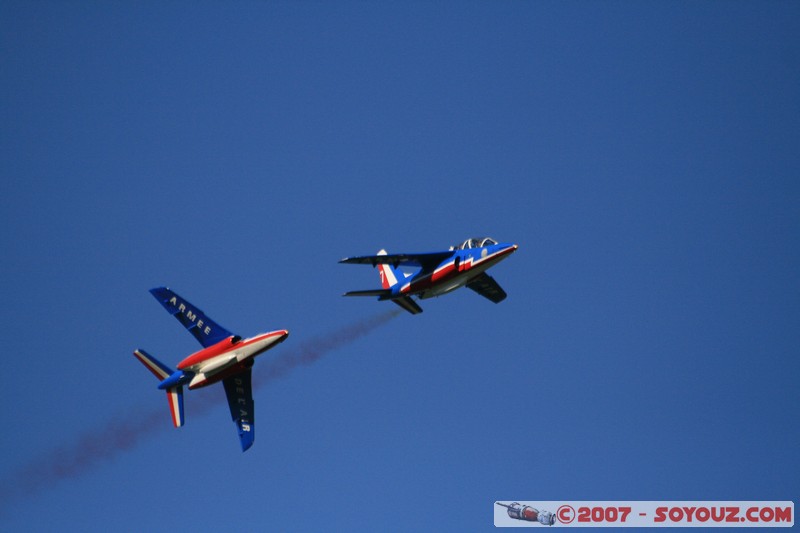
[1,2,798,530]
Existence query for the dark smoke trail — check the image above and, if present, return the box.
[0,309,400,511]
[254,308,401,388]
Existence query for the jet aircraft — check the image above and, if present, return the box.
[133,287,289,451]
[340,237,517,314]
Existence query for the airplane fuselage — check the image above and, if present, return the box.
[341,237,517,314]
[160,330,289,390]
[398,243,517,299]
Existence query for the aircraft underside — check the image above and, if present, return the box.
[413,262,495,299]
[341,238,517,314]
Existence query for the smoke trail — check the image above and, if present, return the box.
[0,309,400,510]
[254,308,401,388]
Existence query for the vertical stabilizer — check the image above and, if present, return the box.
[166,386,185,427]
[377,249,404,289]
[133,349,186,428]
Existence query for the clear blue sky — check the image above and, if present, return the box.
[1,2,798,531]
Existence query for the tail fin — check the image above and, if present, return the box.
[374,250,421,314]
[165,386,185,427]
[133,349,185,428]
[376,249,407,289]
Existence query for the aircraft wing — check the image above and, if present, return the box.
[466,273,508,303]
[343,289,392,297]
[222,369,255,452]
[149,287,234,348]
[340,251,453,271]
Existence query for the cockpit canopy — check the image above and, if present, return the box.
[453,237,498,250]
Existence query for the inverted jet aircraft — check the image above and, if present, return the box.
[133,287,289,451]
[340,237,518,314]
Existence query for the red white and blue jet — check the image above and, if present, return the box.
[340,237,518,314]
[133,287,289,451]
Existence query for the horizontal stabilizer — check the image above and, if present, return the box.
[342,289,421,313]
[391,296,423,314]
[343,289,392,297]
[133,349,172,381]
[134,350,185,428]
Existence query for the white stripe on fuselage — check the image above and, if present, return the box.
[184,332,285,376]
[419,247,511,299]
[433,259,456,276]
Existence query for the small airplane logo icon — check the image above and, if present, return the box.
[133,287,289,451]
[496,502,555,525]
[340,237,518,314]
